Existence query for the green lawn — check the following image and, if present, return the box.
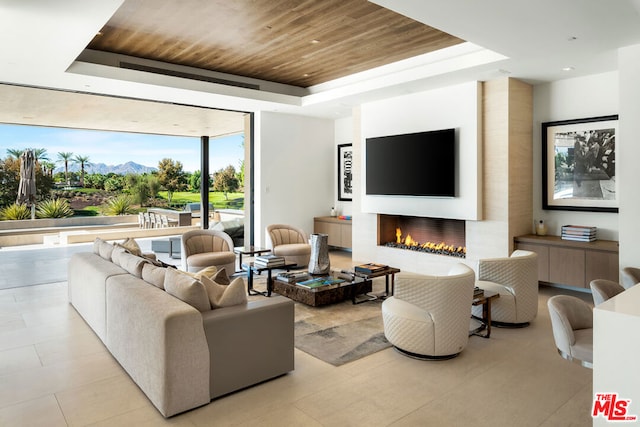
[159,191,244,209]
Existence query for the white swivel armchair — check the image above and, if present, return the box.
[472,250,538,327]
[547,295,593,368]
[381,264,476,360]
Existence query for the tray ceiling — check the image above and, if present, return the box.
[87,0,464,88]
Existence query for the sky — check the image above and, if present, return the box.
[0,123,244,173]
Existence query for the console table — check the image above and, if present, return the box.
[313,216,352,249]
[514,234,619,290]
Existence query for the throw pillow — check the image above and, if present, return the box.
[201,275,247,308]
[211,267,231,285]
[182,266,218,281]
[164,268,211,312]
[142,263,166,289]
[119,237,142,257]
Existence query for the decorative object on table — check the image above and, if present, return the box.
[561,225,597,242]
[330,206,337,217]
[338,215,351,220]
[535,220,548,236]
[308,233,330,274]
[542,115,618,212]
[337,143,353,201]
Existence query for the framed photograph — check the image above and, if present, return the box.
[542,115,618,212]
[338,143,353,201]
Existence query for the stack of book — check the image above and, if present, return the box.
[254,254,286,268]
[354,263,388,274]
[276,271,310,283]
[561,225,597,242]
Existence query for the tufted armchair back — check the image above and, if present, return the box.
[181,230,234,271]
[265,224,308,248]
[383,263,475,358]
[477,250,538,324]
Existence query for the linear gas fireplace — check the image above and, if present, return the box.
[377,214,466,258]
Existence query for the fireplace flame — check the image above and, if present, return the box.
[389,228,466,257]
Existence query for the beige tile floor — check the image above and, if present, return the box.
[0,243,594,426]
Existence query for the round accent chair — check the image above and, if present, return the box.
[547,295,593,368]
[381,263,476,360]
[472,250,538,327]
[181,229,236,274]
[265,224,311,267]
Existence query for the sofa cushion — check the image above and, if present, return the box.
[142,263,167,289]
[111,244,128,263]
[93,237,115,260]
[113,251,147,278]
[201,275,247,308]
[164,268,211,312]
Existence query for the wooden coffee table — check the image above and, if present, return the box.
[272,273,372,307]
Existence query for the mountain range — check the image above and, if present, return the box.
[53,161,158,175]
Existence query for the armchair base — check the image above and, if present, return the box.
[491,320,530,328]
[393,346,461,361]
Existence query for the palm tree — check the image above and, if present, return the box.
[40,161,56,178]
[6,148,24,159]
[6,147,48,161]
[57,152,74,185]
[72,154,91,187]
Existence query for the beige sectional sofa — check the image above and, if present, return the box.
[68,239,295,417]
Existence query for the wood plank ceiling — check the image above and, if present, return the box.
[87,0,464,88]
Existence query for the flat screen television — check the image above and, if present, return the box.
[365,128,456,197]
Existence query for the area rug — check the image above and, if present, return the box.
[295,314,390,366]
[247,273,391,366]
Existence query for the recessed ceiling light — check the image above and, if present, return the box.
[311,39,320,44]
[303,73,310,77]
[562,66,575,72]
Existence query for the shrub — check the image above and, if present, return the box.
[0,203,31,220]
[103,195,134,216]
[36,198,73,219]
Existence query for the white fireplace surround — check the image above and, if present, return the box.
[352,81,509,275]
[360,81,482,221]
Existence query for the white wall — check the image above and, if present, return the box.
[352,82,484,275]
[359,81,482,221]
[254,111,334,246]
[618,44,640,271]
[533,72,619,240]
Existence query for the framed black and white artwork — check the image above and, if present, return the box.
[542,115,618,212]
[338,144,353,201]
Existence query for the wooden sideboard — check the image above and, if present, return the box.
[514,234,619,289]
[313,216,352,249]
